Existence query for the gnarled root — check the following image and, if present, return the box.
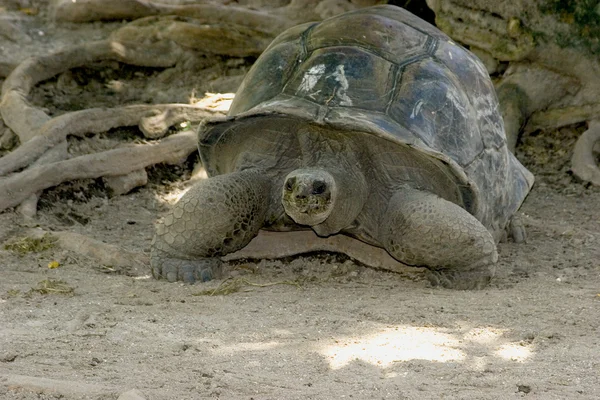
[0,130,198,212]
[52,0,290,35]
[0,104,223,177]
[28,229,149,273]
[1,41,115,142]
[571,120,600,186]
[139,104,224,139]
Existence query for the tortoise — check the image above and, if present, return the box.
[150,5,534,289]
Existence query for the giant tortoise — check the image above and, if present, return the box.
[150,5,534,289]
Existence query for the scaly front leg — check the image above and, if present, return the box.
[151,169,271,283]
[379,187,498,290]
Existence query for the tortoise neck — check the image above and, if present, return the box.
[312,166,368,237]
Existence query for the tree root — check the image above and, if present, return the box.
[28,228,149,271]
[51,0,303,34]
[0,14,231,214]
[1,41,115,142]
[525,103,600,133]
[139,104,224,139]
[571,120,600,186]
[0,130,198,212]
[0,104,223,177]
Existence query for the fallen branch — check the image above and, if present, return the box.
[0,130,198,212]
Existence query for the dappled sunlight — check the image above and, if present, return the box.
[156,166,207,205]
[495,343,532,362]
[191,92,235,112]
[322,326,465,369]
[321,325,534,370]
[160,186,192,204]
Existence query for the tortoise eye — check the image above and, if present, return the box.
[312,180,326,195]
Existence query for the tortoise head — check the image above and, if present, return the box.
[282,169,336,226]
[282,167,367,236]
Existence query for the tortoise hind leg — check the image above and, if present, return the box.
[379,187,498,290]
[151,169,271,283]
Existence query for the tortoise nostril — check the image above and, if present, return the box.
[295,193,307,200]
[312,180,326,195]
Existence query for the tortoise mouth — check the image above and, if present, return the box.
[282,169,335,226]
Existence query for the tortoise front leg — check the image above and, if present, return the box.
[379,187,498,290]
[151,169,271,283]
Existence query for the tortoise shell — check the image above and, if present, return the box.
[199,5,534,235]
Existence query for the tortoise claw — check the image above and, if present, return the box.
[151,256,223,283]
[426,266,494,290]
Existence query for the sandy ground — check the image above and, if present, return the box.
[0,2,599,399]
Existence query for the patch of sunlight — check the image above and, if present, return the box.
[191,92,235,112]
[161,186,191,204]
[191,166,208,180]
[495,343,532,362]
[110,41,126,58]
[322,326,465,369]
[218,341,281,354]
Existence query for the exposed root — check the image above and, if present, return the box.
[28,228,149,271]
[17,141,69,218]
[571,120,600,186]
[525,103,600,133]
[139,104,225,139]
[1,41,115,142]
[51,0,166,23]
[52,0,292,35]
[0,104,223,177]
[112,15,273,59]
[0,130,198,212]
[497,83,527,153]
